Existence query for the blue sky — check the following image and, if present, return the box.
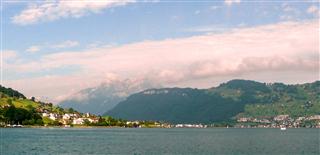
[1,0,319,102]
[3,1,316,53]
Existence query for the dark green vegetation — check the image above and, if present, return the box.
[0,85,26,99]
[0,85,76,126]
[0,105,43,125]
[0,94,42,125]
[240,81,320,118]
[106,80,320,123]
[0,85,159,127]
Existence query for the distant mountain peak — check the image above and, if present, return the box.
[59,78,160,115]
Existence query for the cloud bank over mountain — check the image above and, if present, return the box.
[4,20,319,102]
[59,78,159,115]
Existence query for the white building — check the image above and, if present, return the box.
[49,113,57,120]
[297,117,306,121]
[85,113,91,118]
[63,114,71,120]
[308,115,320,120]
[87,118,98,123]
[72,118,84,125]
[126,121,140,125]
[237,117,251,122]
[42,113,49,117]
[274,115,289,121]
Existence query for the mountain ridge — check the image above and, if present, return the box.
[59,79,160,115]
[105,79,320,123]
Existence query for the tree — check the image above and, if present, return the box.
[3,105,43,125]
[83,119,91,126]
[26,104,35,111]
[36,119,44,125]
[68,108,75,113]
[7,98,13,105]
[4,106,32,124]
[3,106,16,124]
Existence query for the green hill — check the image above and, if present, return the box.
[105,80,320,123]
[0,85,74,125]
[0,85,26,99]
[0,85,158,127]
[239,81,320,118]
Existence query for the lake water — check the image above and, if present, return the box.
[1,128,319,155]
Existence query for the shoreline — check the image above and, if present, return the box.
[1,126,319,129]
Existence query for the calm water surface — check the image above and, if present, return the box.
[1,128,319,155]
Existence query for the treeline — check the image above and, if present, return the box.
[0,85,26,99]
[0,105,43,125]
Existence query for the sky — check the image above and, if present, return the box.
[1,0,319,103]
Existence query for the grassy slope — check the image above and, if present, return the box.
[0,97,38,109]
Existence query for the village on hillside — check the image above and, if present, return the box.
[236,115,320,128]
[1,93,319,128]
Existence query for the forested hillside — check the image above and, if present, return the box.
[106,80,320,123]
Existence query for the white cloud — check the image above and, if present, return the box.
[26,46,40,53]
[2,50,18,61]
[170,15,181,21]
[194,10,200,15]
[5,20,319,102]
[87,41,104,49]
[279,15,293,21]
[307,5,320,16]
[12,0,136,25]
[209,6,220,10]
[52,40,79,49]
[282,4,294,12]
[224,0,241,6]
[307,5,317,13]
[25,40,79,54]
[183,25,230,33]
[280,3,301,21]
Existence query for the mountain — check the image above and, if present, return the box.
[105,80,320,124]
[59,79,159,115]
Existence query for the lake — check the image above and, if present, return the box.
[1,128,319,155]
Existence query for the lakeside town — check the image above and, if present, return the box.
[235,115,320,128]
[2,99,320,128]
[1,89,319,129]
